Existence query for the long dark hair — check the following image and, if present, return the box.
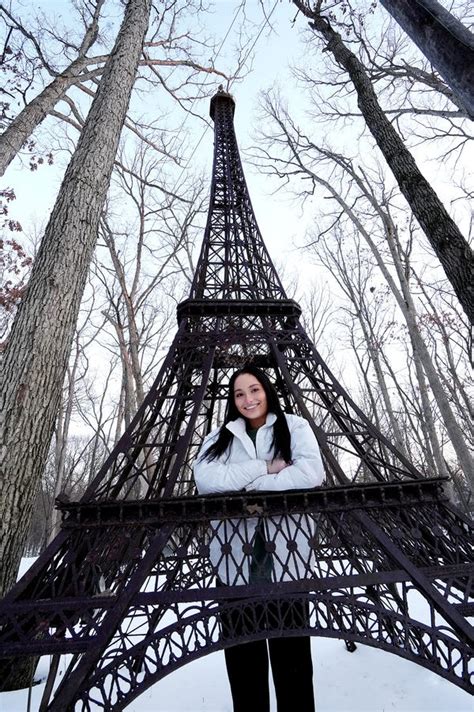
[201,365,292,463]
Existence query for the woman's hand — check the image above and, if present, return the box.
[266,458,289,474]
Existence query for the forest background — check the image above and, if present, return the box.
[1,0,473,566]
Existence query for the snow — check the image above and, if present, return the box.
[1,637,472,711]
[1,556,472,711]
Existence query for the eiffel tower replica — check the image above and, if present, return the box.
[0,89,473,710]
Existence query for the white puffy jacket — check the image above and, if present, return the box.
[193,413,325,585]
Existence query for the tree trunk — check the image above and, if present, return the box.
[0,1,151,691]
[380,348,438,475]
[411,271,474,439]
[382,215,473,488]
[322,235,408,458]
[291,141,474,490]
[379,0,474,119]
[357,311,408,458]
[101,218,145,408]
[292,154,474,488]
[0,0,151,608]
[293,2,474,323]
[0,0,105,177]
[410,340,450,480]
[103,311,138,427]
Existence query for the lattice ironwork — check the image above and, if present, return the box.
[0,89,473,710]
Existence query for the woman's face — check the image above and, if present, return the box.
[233,372,268,428]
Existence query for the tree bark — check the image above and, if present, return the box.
[378,0,474,119]
[293,2,474,324]
[0,0,151,608]
[0,0,106,177]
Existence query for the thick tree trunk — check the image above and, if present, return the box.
[379,0,474,119]
[0,0,105,177]
[293,3,474,324]
[0,0,151,606]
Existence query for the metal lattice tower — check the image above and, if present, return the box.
[0,89,473,710]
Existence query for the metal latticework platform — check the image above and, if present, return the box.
[0,89,472,710]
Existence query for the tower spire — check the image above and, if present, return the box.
[190,88,286,301]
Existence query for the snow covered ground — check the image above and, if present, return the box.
[1,560,472,711]
[1,629,472,711]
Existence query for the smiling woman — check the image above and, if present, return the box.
[193,363,325,712]
[233,372,268,427]
[194,364,325,491]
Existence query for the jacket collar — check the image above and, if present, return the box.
[226,412,277,457]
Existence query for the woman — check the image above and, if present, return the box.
[194,365,325,712]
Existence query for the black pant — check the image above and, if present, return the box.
[220,595,315,712]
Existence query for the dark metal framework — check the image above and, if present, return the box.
[0,89,472,710]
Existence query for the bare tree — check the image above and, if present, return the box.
[412,270,474,443]
[378,0,474,118]
[291,0,474,323]
[14,137,206,556]
[291,1,474,166]
[300,279,337,363]
[315,227,409,458]
[251,92,473,490]
[0,0,231,176]
[93,142,206,428]
[26,431,108,555]
[46,303,105,543]
[0,0,106,175]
